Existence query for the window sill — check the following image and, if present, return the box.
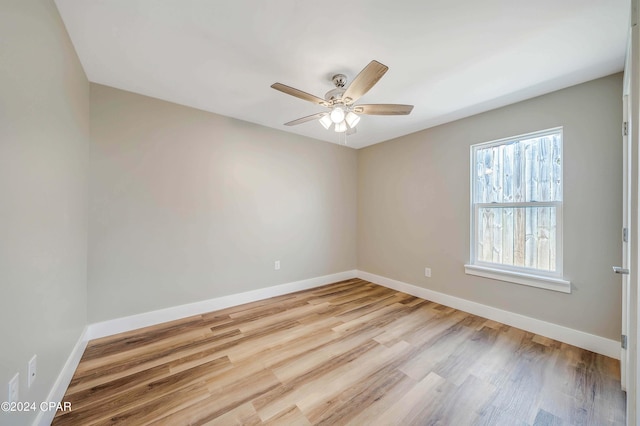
[464,264,571,293]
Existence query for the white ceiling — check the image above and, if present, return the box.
[54,0,629,149]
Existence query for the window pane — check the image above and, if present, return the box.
[476,206,556,271]
[524,134,561,202]
[474,132,561,203]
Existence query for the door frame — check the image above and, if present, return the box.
[626,0,639,423]
[622,92,630,392]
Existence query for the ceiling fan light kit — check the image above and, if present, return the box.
[345,111,360,128]
[319,114,332,129]
[330,106,345,124]
[334,121,347,133]
[271,60,414,139]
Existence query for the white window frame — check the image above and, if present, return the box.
[464,127,571,293]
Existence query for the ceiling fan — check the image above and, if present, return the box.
[271,60,413,134]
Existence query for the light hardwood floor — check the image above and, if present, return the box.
[53,279,625,425]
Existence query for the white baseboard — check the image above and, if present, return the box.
[33,327,89,426]
[357,270,620,359]
[87,270,358,341]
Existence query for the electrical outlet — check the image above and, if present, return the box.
[425,267,432,278]
[28,355,36,388]
[274,260,280,270]
[8,373,19,403]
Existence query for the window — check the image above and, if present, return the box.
[464,128,570,293]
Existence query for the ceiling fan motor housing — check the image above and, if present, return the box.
[325,88,345,102]
[325,74,348,102]
[332,74,347,87]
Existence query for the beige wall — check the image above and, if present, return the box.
[88,84,358,322]
[358,73,623,340]
[0,0,89,424]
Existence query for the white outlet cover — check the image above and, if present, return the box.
[425,267,432,278]
[8,373,19,403]
[274,260,280,270]
[28,355,36,388]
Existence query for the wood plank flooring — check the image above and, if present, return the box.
[53,279,626,425]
